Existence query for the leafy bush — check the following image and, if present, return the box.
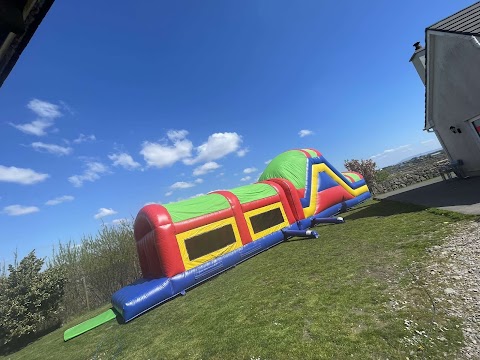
[344,158,378,187]
[375,169,390,183]
[50,221,141,320]
[0,251,65,349]
[0,220,141,351]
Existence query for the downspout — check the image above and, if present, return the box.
[470,35,480,49]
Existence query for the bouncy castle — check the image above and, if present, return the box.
[110,148,371,322]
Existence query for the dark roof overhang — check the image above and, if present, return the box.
[0,0,55,88]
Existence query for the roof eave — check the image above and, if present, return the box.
[424,29,432,131]
[0,0,55,88]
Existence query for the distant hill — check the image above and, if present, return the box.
[374,148,448,194]
[396,148,443,165]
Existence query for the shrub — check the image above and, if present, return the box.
[344,158,378,187]
[375,169,390,183]
[50,220,141,320]
[0,251,65,349]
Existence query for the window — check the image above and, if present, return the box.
[184,224,237,261]
[250,207,285,234]
[473,119,480,138]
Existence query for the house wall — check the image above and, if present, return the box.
[427,33,480,176]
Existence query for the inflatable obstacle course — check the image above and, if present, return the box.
[64,148,370,340]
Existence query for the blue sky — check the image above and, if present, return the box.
[0,0,474,263]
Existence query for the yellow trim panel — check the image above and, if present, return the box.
[303,164,369,218]
[244,202,289,241]
[176,217,243,270]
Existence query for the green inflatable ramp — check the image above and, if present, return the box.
[64,308,117,341]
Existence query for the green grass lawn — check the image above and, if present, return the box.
[2,200,476,360]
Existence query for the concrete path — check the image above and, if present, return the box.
[375,176,480,215]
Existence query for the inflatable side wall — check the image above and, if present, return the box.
[112,149,371,321]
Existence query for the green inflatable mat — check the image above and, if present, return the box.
[64,308,117,341]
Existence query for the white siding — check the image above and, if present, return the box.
[427,32,480,176]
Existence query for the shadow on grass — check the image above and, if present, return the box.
[343,200,425,221]
[378,176,480,209]
[284,236,318,243]
[0,321,62,356]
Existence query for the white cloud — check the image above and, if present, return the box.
[194,178,203,183]
[112,218,129,225]
[265,159,272,164]
[388,144,411,153]
[10,99,63,136]
[140,130,243,168]
[237,148,249,157]
[27,99,62,119]
[193,161,221,176]
[140,130,193,168]
[170,181,195,189]
[3,204,39,216]
[243,167,257,174]
[11,119,53,136]
[167,130,189,141]
[31,142,72,156]
[109,153,141,170]
[241,176,251,182]
[73,134,96,144]
[45,195,74,206]
[370,144,412,159]
[59,100,75,115]
[185,132,242,164]
[299,129,314,138]
[165,191,173,197]
[421,139,435,145]
[140,130,244,168]
[94,208,117,219]
[369,153,383,160]
[0,165,49,185]
[189,193,205,199]
[69,161,108,187]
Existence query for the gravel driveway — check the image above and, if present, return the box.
[425,220,480,359]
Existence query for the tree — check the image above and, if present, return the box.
[49,220,141,320]
[344,158,378,188]
[0,251,66,349]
